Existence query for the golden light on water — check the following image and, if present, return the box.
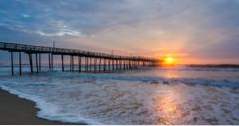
[153,90,183,124]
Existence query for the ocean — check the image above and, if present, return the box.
[0,66,239,124]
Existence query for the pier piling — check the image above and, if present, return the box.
[61,55,64,72]
[28,53,33,73]
[19,52,22,76]
[0,42,158,76]
[39,54,41,72]
[36,54,39,73]
[10,51,14,76]
[78,56,81,72]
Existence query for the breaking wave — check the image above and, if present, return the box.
[0,67,239,124]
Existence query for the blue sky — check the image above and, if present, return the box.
[0,0,239,64]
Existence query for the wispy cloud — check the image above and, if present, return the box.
[0,0,239,63]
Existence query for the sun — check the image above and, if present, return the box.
[162,55,177,66]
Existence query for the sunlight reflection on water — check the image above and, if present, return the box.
[0,66,239,124]
[152,85,184,124]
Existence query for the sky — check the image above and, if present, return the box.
[0,0,239,64]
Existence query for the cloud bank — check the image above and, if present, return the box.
[0,0,239,64]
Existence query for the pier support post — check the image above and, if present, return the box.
[36,54,39,73]
[89,57,91,72]
[70,55,72,72]
[51,54,54,71]
[136,61,138,69]
[120,60,122,71]
[128,60,130,70]
[39,54,41,72]
[124,60,126,70]
[122,60,125,70]
[91,57,93,72]
[94,58,97,73]
[129,60,131,70]
[135,61,136,69]
[115,59,118,71]
[118,60,120,71]
[99,58,102,72]
[117,59,120,71]
[48,53,51,71]
[61,55,64,72]
[138,61,140,68]
[123,60,125,70]
[108,59,111,72]
[10,51,14,76]
[126,60,129,70]
[131,60,133,70]
[112,59,115,71]
[72,56,74,72]
[19,52,22,76]
[90,57,93,72]
[127,60,129,70]
[114,59,117,71]
[78,56,81,72]
[131,61,133,69]
[85,57,88,72]
[116,59,118,71]
[135,61,137,69]
[103,58,106,72]
[119,60,122,71]
[119,60,121,70]
[28,53,33,73]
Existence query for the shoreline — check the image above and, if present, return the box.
[0,89,86,125]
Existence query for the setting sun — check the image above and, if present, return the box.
[162,55,177,66]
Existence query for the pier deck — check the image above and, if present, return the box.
[0,42,158,75]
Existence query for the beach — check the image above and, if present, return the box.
[0,89,85,125]
[0,67,238,124]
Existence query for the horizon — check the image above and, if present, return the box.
[1,1,239,125]
[1,0,239,64]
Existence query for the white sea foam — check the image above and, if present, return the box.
[0,67,239,124]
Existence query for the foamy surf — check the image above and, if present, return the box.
[0,67,239,124]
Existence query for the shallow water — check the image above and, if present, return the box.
[0,66,239,124]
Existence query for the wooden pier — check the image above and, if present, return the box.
[0,42,158,75]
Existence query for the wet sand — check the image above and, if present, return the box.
[0,89,86,125]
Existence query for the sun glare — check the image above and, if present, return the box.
[162,55,177,66]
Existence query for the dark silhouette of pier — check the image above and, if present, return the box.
[0,42,158,76]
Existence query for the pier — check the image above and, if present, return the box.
[0,42,158,75]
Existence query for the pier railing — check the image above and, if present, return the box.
[0,42,158,75]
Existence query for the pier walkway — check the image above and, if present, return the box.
[0,42,158,75]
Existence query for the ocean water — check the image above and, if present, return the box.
[0,66,239,124]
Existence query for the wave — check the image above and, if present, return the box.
[0,82,100,124]
[0,68,239,124]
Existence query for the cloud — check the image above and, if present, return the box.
[0,0,239,64]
